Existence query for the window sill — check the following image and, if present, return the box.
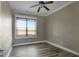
[15,36,37,39]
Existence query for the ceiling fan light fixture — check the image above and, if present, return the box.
[31,1,54,12]
[40,4,44,8]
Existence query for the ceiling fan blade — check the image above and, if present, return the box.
[39,1,44,4]
[37,7,41,12]
[31,4,39,8]
[43,5,49,11]
[44,1,53,4]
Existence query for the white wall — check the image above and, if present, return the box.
[1,1,12,56]
[46,2,79,53]
[0,1,2,49]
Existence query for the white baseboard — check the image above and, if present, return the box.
[46,41,79,56]
[6,47,12,57]
[13,40,46,46]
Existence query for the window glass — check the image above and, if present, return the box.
[27,19,36,36]
[16,18,26,36]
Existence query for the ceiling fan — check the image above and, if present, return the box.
[31,1,54,12]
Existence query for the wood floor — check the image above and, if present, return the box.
[10,43,78,57]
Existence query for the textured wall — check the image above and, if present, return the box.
[1,1,12,56]
[46,2,79,53]
[0,1,2,48]
[12,13,45,44]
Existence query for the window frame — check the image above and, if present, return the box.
[14,14,37,39]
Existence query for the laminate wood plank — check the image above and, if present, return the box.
[10,43,79,57]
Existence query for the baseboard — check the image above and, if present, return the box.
[13,40,46,46]
[46,41,79,56]
[6,47,12,57]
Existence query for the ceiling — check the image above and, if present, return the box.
[9,1,74,16]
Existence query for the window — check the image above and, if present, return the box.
[27,19,36,36]
[16,18,26,36]
[16,17,37,38]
